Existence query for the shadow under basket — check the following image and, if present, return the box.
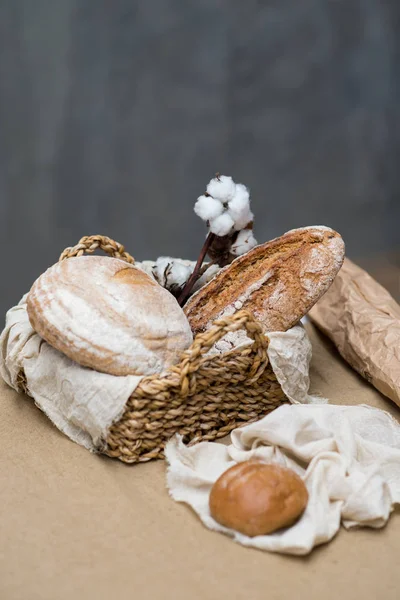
[21,235,289,464]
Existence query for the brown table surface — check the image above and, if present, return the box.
[1,261,399,600]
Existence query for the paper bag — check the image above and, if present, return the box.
[309,258,400,407]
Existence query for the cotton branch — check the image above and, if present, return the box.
[176,175,258,306]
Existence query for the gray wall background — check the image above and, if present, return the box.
[0,0,399,318]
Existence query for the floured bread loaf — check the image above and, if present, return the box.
[184,226,345,335]
[27,256,193,376]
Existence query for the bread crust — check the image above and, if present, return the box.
[184,226,345,334]
[27,256,193,376]
[209,461,308,537]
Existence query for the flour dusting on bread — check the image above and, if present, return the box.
[215,270,274,322]
[27,256,193,377]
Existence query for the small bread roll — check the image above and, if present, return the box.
[209,461,308,537]
[27,256,193,376]
[184,226,345,335]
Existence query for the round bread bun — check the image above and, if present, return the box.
[209,461,308,537]
[27,256,193,376]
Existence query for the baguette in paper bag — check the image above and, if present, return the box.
[309,258,400,407]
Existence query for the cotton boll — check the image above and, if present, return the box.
[228,184,253,230]
[150,256,219,299]
[166,262,193,288]
[229,199,253,230]
[231,183,250,206]
[228,195,249,217]
[206,175,236,201]
[230,229,258,256]
[209,212,235,236]
[152,257,172,284]
[152,257,193,290]
[194,195,224,222]
[233,207,254,231]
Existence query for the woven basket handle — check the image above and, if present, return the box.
[59,235,135,264]
[178,310,269,395]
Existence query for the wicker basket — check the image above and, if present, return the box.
[22,235,288,463]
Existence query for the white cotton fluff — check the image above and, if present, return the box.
[139,258,220,294]
[230,229,258,256]
[233,207,254,231]
[209,212,235,236]
[194,195,224,221]
[196,174,254,237]
[227,183,253,230]
[166,262,192,288]
[152,257,193,289]
[206,175,236,201]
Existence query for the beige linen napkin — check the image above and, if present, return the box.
[165,403,400,555]
[0,295,143,450]
[0,295,321,452]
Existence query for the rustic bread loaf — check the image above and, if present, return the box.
[27,256,193,376]
[184,226,345,335]
[209,461,308,537]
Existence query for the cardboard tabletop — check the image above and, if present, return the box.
[1,321,399,600]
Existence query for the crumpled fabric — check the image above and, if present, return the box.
[0,293,324,452]
[165,403,400,555]
[0,295,142,450]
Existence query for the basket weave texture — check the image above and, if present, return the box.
[33,236,288,463]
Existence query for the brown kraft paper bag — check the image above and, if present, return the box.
[309,258,400,407]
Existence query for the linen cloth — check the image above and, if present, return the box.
[0,296,319,451]
[166,403,400,555]
[0,295,142,450]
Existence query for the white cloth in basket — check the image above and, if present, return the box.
[0,295,321,451]
[0,295,143,450]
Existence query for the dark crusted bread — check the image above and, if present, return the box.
[184,226,345,335]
